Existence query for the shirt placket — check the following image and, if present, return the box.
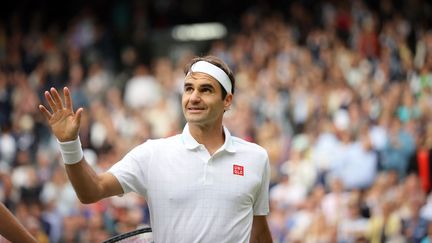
[197,145,215,185]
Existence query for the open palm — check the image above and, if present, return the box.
[39,87,83,142]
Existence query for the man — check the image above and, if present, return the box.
[0,203,37,242]
[39,56,272,243]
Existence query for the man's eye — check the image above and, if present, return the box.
[184,87,193,92]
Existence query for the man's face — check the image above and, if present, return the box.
[182,72,232,126]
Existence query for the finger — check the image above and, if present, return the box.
[75,107,83,127]
[44,91,57,112]
[50,87,64,110]
[64,87,73,111]
[38,105,53,121]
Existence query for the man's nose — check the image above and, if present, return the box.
[190,90,201,102]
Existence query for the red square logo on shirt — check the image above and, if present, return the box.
[233,164,244,176]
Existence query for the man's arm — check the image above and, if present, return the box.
[39,87,123,203]
[65,160,123,203]
[0,203,37,243]
[250,216,272,243]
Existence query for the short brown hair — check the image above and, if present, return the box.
[184,56,235,99]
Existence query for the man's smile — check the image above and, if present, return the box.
[187,106,206,113]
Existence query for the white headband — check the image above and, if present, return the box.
[189,61,232,94]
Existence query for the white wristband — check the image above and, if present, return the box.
[58,137,84,164]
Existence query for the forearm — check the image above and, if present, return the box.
[0,204,37,243]
[250,216,273,243]
[65,157,123,203]
[250,231,273,243]
[65,158,105,203]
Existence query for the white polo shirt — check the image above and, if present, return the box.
[108,124,270,243]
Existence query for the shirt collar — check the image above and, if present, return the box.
[182,123,236,153]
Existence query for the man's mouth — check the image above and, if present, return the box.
[187,107,205,113]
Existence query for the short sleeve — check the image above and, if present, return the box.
[108,141,153,197]
[253,155,270,215]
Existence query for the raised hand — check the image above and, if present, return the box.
[39,87,83,142]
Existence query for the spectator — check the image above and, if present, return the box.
[367,198,404,243]
[123,64,162,109]
[338,197,369,243]
[402,198,429,243]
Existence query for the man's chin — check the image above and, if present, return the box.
[185,118,203,124]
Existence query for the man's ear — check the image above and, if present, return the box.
[224,93,233,111]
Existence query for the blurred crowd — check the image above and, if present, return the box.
[1,0,432,242]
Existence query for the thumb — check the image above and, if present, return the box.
[75,107,84,128]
